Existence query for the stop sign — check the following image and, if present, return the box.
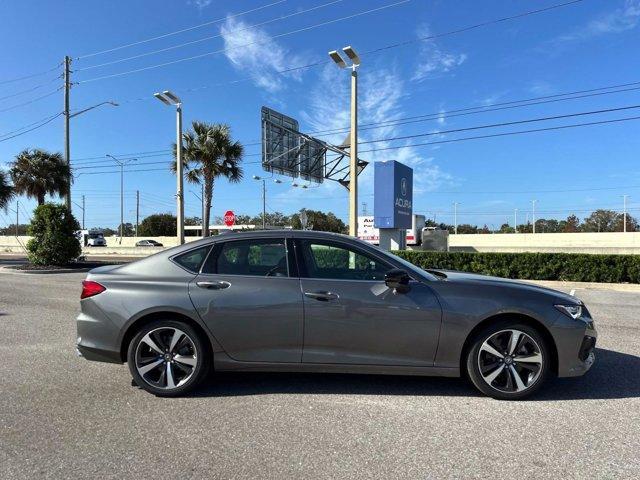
[223,210,236,227]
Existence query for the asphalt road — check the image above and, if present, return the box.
[1,269,639,479]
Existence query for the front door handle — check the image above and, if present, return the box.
[304,291,339,302]
[196,281,231,290]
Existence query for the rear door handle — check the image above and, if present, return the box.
[196,281,231,290]
[304,291,339,302]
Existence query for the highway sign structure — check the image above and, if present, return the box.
[261,106,367,188]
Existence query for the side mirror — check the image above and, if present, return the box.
[384,269,411,294]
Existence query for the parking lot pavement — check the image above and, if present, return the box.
[0,271,639,479]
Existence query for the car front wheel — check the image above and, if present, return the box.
[466,323,550,400]
[127,320,209,397]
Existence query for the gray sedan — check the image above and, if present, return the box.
[76,230,596,399]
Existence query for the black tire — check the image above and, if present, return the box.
[127,320,210,397]
[466,321,550,400]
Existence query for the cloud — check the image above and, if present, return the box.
[411,24,467,82]
[553,0,640,44]
[188,0,213,9]
[300,64,455,196]
[220,17,305,92]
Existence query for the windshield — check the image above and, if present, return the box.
[88,233,103,239]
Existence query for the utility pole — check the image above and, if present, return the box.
[623,194,629,233]
[15,200,19,237]
[201,183,204,236]
[63,55,71,211]
[82,195,85,229]
[514,208,518,233]
[532,200,537,234]
[453,202,459,234]
[136,190,140,237]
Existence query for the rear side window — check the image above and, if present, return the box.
[173,246,211,273]
[202,239,288,277]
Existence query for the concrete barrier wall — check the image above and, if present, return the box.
[3,232,640,256]
[448,232,640,254]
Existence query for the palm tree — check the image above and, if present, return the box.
[9,149,71,205]
[0,170,14,211]
[173,122,243,237]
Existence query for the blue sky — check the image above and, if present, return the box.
[1,0,639,229]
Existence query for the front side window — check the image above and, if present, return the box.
[203,239,288,277]
[300,240,390,281]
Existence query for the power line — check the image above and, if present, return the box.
[0,87,63,114]
[76,0,345,72]
[0,113,65,139]
[357,114,640,154]
[76,0,411,83]
[0,62,62,86]
[359,104,640,145]
[75,0,287,59]
[0,113,63,143]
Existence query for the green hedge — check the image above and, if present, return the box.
[393,250,640,284]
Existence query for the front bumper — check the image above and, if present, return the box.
[553,314,597,377]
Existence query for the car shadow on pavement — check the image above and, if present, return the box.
[191,348,640,400]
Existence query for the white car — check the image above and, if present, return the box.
[87,232,106,247]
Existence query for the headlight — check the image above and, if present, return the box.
[555,304,582,320]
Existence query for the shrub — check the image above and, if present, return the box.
[394,250,640,284]
[26,203,81,266]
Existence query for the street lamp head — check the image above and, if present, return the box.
[154,92,172,106]
[252,175,261,180]
[273,179,282,184]
[162,90,181,104]
[328,50,347,68]
[342,46,360,66]
[108,101,119,107]
[154,90,181,106]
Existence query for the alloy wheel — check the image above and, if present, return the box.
[135,327,198,390]
[477,329,544,394]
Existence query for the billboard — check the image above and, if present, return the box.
[261,106,300,178]
[373,160,413,229]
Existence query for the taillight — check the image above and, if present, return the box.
[81,280,106,299]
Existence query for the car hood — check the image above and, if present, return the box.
[429,269,579,304]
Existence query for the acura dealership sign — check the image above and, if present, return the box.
[373,160,413,230]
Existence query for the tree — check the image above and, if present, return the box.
[0,170,14,211]
[615,212,638,232]
[498,223,515,233]
[457,224,478,234]
[0,224,30,236]
[9,149,71,205]
[115,222,135,237]
[290,209,346,233]
[138,213,177,236]
[26,203,81,266]
[250,211,290,228]
[582,209,619,232]
[562,214,580,233]
[173,122,243,237]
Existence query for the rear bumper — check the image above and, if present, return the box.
[76,344,122,363]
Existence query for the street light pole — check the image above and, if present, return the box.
[532,200,537,234]
[329,46,360,237]
[252,175,267,229]
[514,208,518,233]
[453,202,459,234]
[623,194,629,233]
[107,154,136,243]
[154,90,184,245]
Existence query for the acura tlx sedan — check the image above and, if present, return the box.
[76,230,596,400]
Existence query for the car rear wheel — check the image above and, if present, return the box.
[127,320,209,397]
[466,323,550,400]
